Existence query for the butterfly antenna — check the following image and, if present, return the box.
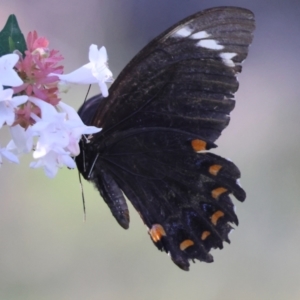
[88,153,99,179]
[80,140,87,173]
[84,84,92,103]
[78,171,86,222]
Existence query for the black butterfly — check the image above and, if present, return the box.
[76,6,255,270]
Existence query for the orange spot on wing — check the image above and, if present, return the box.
[211,211,225,225]
[211,187,228,199]
[191,139,207,152]
[149,224,166,242]
[180,239,195,251]
[201,231,211,240]
[209,164,222,176]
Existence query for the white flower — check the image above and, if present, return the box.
[58,101,101,133]
[30,147,76,178]
[58,101,101,155]
[29,99,71,159]
[51,45,113,97]
[0,53,23,87]
[27,97,101,177]
[0,86,28,128]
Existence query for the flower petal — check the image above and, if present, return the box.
[52,63,97,85]
[11,95,28,107]
[98,46,108,64]
[88,44,99,63]
[0,54,23,87]
[0,147,19,164]
[50,45,113,97]
[9,125,33,153]
[98,81,108,97]
[0,86,14,101]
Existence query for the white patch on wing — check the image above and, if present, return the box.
[197,39,224,50]
[190,31,210,39]
[172,26,193,37]
[233,204,237,213]
[228,228,235,236]
[236,178,242,187]
[220,52,237,67]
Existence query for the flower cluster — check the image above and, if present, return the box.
[0,30,113,177]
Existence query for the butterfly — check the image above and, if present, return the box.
[76,6,255,270]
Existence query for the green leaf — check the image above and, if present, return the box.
[0,14,27,57]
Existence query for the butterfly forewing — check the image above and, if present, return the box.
[76,6,255,270]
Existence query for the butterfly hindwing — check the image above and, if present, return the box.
[76,6,255,270]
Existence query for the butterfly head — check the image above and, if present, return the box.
[76,95,104,180]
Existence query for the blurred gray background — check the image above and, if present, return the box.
[1,0,300,299]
